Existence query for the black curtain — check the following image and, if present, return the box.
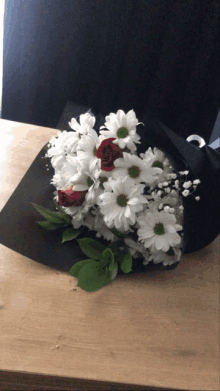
[2,0,219,141]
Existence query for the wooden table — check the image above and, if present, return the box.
[0,119,219,390]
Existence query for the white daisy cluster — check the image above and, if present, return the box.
[46,109,201,267]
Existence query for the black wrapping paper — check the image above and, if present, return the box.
[0,104,219,272]
[138,110,220,254]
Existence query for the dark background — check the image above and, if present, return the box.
[1,0,219,141]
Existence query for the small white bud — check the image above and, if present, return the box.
[193,179,201,185]
[157,190,162,196]
[165,187,171,193]
[179,170,189,176]
[195,196,200,201]
[182,189,189,197]
[174,180,179,189]
[183,180,192,189]
[163,181,168,187]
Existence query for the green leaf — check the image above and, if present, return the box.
[77,238,106,260]
[62,226,83,243]
[37,220,64,230]
[31,203,67,224]
[110,228,130,238]
[77,262,108,292]
[59,212,72,225]
[99,248,114,268]
[107,261,118,281]
[117,250,132,273]
[53,201,72,224]
[69,259,95,278]
[107,240,124,255]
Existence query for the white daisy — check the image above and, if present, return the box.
[83,209,116,241]
[66,166,99,206]
[69,112,96,135]
[94,213,116,241]
[124,237,149,260]
[83,212,96,231]
[51,159,80,189]
[76,128,101,172]
[71,211,84,229]
[141,147,174,185]
[112,152,162,184]
[147,246,182,266]
[137,210,182,252]
[99,177,148,231]
[140,147,170,170]
[99,109,141,152]
[47,131,80,169]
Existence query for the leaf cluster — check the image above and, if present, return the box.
[32,203,133,292]
[69,238,132,292]
[31,203,82,242]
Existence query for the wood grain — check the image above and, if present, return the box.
[0,120,219,390]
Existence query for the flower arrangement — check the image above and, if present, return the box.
[32,110,201,292]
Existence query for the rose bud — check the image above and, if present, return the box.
[58,187,87,207]
[96,138,124,171]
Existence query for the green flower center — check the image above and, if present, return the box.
[166,247,175,256]
[117,127,129,138]
[87,177,94,187]
[117,194,128,207]
[154,222,165,235]
[99,176,108,189]
[128,165,140,178]
[152,160,163,169]
[93,146,97,156]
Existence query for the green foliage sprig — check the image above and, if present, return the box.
[69,238,132,291]
[32,203,133,292]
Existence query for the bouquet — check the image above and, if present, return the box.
[32,110,201,292]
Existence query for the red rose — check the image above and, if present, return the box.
[96,138,124,171]
[58,188,87,207]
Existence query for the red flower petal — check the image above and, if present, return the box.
[96,138,124,172]
[58,189,87,207]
